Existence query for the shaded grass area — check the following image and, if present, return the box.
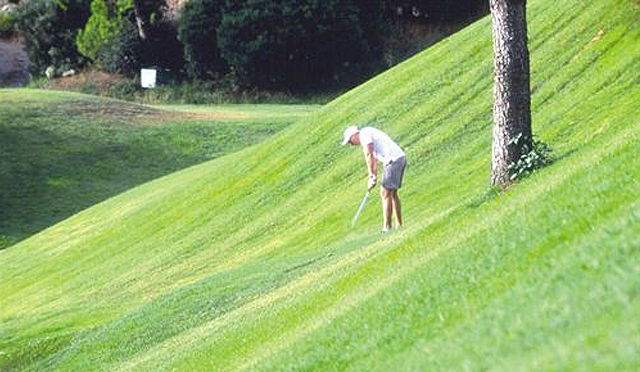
[0,89,318,248]
[0,0,638,371]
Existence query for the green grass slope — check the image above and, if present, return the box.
[1,0,638,371]
[0,90,316,248]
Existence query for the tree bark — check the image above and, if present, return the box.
[133,2,148,40]
[489,0,532,187]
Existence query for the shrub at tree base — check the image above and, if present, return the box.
[507,134,554,181]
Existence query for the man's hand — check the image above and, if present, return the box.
[368,174,377,191]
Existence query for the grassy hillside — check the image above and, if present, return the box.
[0,89,317,248]
[1,0,638,371]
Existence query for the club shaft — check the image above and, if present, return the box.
[351,191,369,226]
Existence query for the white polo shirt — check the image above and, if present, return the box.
[359,127,405,164]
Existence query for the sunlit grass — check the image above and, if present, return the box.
[0,0,638,371]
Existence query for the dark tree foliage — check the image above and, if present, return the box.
[384,0,488,23]
[125,1,183,71]
[178,0,227,80]
[351,0,387,71]
[140,19,185,71]
[217,0,370,91]
[132,0,166,39]
[12,0,489,91]
[96,18,143,75]
[14,0,92,76]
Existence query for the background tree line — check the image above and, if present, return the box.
[12,0,487,92]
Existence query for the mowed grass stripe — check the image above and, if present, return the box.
[115,208,465,372]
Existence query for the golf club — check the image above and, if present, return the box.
[351,191,370,227]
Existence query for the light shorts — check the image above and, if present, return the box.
[382,156,407,190]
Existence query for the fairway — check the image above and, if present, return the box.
[0,89,318,248]
[0,0,638,371]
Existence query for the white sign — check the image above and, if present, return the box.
[141,68,157,88]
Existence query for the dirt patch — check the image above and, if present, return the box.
[58,99,187,126]
[159,109,251,122]
[57,100,256,125]
[47,70,127,94]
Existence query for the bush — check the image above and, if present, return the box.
[217,0,370,91]
[76,0,132,61]
[96,18,143,75]
[178,0,227,80]
[108,78,141,99]
[14,0,91,76]
[80,0,182,76]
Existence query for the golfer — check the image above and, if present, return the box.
[342,125,407,232]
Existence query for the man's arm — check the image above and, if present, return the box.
[363,143,377,190]
[363,143,377,175]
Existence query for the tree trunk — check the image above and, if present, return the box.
[489,0,532,187]
[133,4,147,40]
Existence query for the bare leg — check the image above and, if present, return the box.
[381,188,393,231]
[391,190,403,227]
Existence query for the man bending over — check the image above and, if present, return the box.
[342,126,407,232]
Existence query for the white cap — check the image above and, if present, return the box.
[341,126,359,145]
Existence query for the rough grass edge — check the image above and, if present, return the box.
[28,73,337,105]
